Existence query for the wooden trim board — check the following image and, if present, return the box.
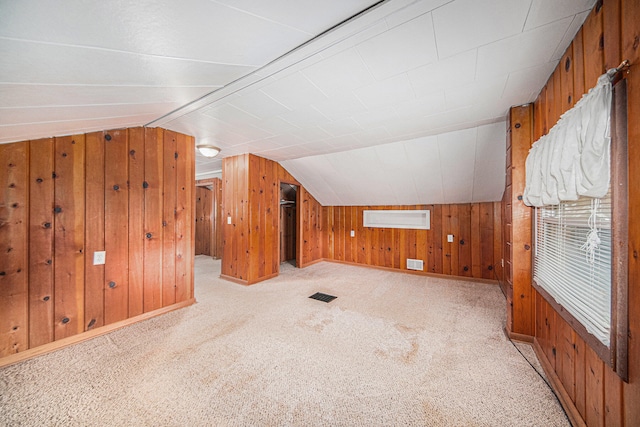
[0,299,195,369]
[533,338,586,427]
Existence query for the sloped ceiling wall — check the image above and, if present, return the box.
[0,0,597,206]
[281,121,506,206]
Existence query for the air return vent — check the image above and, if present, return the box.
[407,259,424,271]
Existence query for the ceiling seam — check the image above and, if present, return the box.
[145,0,390,128]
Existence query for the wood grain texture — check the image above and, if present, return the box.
[0,126,194,364]
[84,132,105,330]
[144,127,164,312]
[622,12,640,420]
[28,138,55,347]
[174,132,194,303]
[127,127,145,317]
[0,142,29,356]
[583,3,605,89]
[104,129,129,325]
[323,202,501,280]
[53,135,85,340]
[529,1,640,424]
[507,105,534,337]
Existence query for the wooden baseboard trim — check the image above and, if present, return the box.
[322,259,499,285]
[533,339,586,427]
[298,258,324,268]
[219,274,249,285]
[506,329,534,343]
[248,271,279,285]
[220,271,280,286]
[0,298,196,369]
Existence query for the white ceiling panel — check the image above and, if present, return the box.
[311,93,368,122]
[0,0,312,65]
[437,128,477,204]
[302,48,376,97]
[356,13,438,80]
[524,0,596,30]
[0,39,256,87]
[0,0,595,206]
[228,90,291,120]
[433,0,531,58]
[0,84,219,109]
[260,73,329,110]
[212,0,377,35]
[0,114,161,144]
[550,10,592,61]
[0,103,180,126]
[475,18,574,80]
[472,122,506,201]
[407,50,477,97]
[354,73,415,110]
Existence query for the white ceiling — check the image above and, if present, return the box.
[0,0,595,205]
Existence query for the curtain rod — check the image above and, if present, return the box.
[614,59,631,74]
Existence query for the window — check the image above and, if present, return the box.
[534,192,612,346]
[531,78,628,380]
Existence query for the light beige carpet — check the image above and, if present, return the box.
[0,256,568,426]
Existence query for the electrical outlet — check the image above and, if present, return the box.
[350,230,355,237]
[447,234,454,243]
[227,216,232,225]
[93,251,106,265]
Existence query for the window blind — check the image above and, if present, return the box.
[534,190,612,346]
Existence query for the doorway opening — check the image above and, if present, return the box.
[279,182,298,267]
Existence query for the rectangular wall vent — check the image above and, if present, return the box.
[407,259,424,271]
[363,210,430,230]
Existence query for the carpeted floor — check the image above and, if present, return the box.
[0,256,568,426]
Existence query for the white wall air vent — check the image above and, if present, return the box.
[407,259,424,271]
[363,210,430,230]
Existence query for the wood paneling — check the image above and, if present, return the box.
[622,0,640,419]
[323,202,501,280]
[221,154,324,284]
[195,187,212,256]
[0,127,195,364]
[29,138,55,346]
[504,105,534,338]
[143,127,164,313]
[128,127,145,318]
[0,142,29,356]
[104,129,129,325]
[84,132,105,330]
[175,131,194,303]
[54,135,85,340]
[528,1,640,425]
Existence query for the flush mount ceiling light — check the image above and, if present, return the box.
[196,144,221,158]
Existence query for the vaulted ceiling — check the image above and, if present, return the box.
[0,0,596,205]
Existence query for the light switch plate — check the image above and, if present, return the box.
[93,251,106,265]
[447,234,454,243]
[227,216,232,224]
[350,230,355,237]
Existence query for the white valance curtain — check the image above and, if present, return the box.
[523,69,615,207]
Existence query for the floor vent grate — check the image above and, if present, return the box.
[309,292,337,303]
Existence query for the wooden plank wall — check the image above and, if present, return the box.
[525,0,640,425]
[504,105,535,339]
[195,186,213,256]
[0,127,195,360]
[323,203,502,281]
[195,177,223,259]
[300,186,324,267]
[221,154,324,284]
